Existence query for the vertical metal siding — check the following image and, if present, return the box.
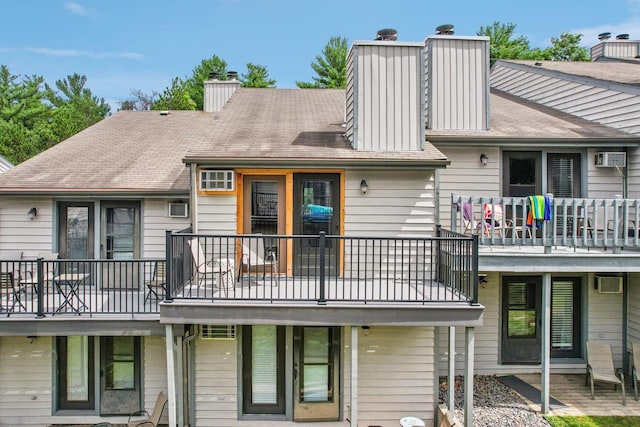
[203,81,241,112]
[491,63,640,136]
[346,42,423,151]
[425,37,489,131]
[603,41,639,58]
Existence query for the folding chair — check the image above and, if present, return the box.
[144,261,166,303]
[585,341,626,405]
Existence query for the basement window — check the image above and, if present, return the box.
[199,170,234,192]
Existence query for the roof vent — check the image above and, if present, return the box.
[227,71,238,80]
[534,62,543,66]
[208,72,219,80]
[616,33,630,40]
[435,24,455,35]
[375,28,398,41]
[159,110,169,116]
[598,32,611,40]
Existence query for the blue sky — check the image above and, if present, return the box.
[3,0,639,111]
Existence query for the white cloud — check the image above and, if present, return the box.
[26,47,144,60]
[570,2,640,46]
[64,1,98,16]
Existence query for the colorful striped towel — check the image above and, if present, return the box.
[526,195,552,227]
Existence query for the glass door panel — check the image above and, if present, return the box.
[100,336,141,415]
[294,326,340,421]
[101,202,140,289]
[501,277,541,364]
[58,202,95,274]
[57,336,95,410]
[293,174,340,276]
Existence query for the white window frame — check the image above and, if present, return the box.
[200,170,234,191]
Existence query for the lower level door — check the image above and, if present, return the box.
[100,336,141,415]
[501,277,541,364]
[293,326,340,421]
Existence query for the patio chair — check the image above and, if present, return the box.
[127,390,168,427]
[632,341,640,400]
[585,341,626,405]
[144,261,166,303]
[0,271,26,312]
[237,235,278,285]
[188,239,235,297]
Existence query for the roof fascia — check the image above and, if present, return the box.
[182,158,450,169]
[428,136,640,148]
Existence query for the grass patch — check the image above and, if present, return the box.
[545,416,640,427]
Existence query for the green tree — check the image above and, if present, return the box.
[119,89,158,111]
[151,77,196,110]
[477,21,532,63]
[296,36,348,89]
[240,63,276,88]
[546,33,590,61]
[184,55,228,110]
[0,65,51,128]
[45,73,111,140]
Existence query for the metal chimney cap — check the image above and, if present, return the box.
[598,32,611,40]
[616,33,630,40]
[435,24,455,35]
[208,72,219,80]
[376,28,398,41]
[227,71,238,80]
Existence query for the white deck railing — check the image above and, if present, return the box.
[451,194,640,249]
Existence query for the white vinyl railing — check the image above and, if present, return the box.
[451,194,640,249]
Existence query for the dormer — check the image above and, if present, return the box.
[345,29,425,151]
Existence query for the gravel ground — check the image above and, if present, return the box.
[439,375,551,426]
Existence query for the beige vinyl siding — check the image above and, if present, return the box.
[143,336,169,425]
[0,336,52,426]
[590,43,604,61]
[491,63,640,136]
[627,273,640,353]
[591,40,639,61]
[358,326,434,427]
[195,194,237,234]
[344,170,435,237]
[628,147,640,199]
[436,147,501,230]
[425,36,489,131]
[346,42,424,151]
[588,274,625,368]
[142,199,190,258]
[0,197,53,255]
[586,148,627,199]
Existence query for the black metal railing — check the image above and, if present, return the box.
[167,230,478,305]
[0,259,163,317]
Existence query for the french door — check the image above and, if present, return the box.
[100,201,140,289]
[293,174,340,275]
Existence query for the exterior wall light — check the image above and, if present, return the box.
[360,179,369,194]
[27,207,38,220]
[480,154,488,166]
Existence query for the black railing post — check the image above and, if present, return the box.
[36,258,44,318]
[318,232,326,305]
[165,230,173,302]
[472,234,479,305]
[435,225,442,283]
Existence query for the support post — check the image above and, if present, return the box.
[176,334,184,427]
[319,232,326,304]
[541,272,551,413]
[464,327,475,427]
[350,326,358,427]
[448,327,456,412]
[165,324,177,426]
[434,327,441,420]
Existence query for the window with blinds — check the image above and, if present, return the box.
[551,282,574,350]
[550,158,574,198]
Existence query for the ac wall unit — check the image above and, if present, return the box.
[595,152,626,168]
[596,276,622,293]
[169,202,188,218]
[201,324,236,340]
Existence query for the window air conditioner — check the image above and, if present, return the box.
[596,276,622,294]
[594,152,626,168]
[200,324,236,340]
[169,202,188,218]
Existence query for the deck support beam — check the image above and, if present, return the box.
[448,327,456,412]
[350,326,358,427]
[165,324,178,427]
[541,272,552,413]
[464,327,474,427]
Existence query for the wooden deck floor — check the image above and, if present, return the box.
[518,373,640,416]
